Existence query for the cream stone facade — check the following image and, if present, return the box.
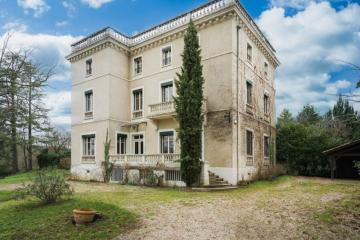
[67,0,279,186]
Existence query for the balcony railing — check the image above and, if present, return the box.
[148,99,207,119]
[132,110,143,120]
[109,154,180,168]
[70,0,236,53]
[148,101,175,119]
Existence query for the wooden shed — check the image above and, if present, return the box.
[323,139,360,180]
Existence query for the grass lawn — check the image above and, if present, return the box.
[0,169,70,184]
[0,174,359,239]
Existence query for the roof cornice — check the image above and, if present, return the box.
[67,0,279,67]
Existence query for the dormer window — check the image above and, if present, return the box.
[264,62,268,78]
[134,57,142,75]
[86,59,92,75]
[247,44,252,62]
[162,46,172,66]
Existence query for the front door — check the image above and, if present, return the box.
[132,134,144,155]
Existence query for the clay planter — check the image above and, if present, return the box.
[73,209,97,225]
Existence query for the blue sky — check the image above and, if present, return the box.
[1,0,360,129]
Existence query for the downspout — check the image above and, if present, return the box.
[236,25,241,184]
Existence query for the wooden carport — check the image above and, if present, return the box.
[323,139,360,180]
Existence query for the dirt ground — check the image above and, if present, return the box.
[115,177,360,240]
[1,177,359,240]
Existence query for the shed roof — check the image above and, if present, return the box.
[323,139,360,156]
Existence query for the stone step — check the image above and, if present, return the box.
[208,170,230,186]
[191,186,238,192]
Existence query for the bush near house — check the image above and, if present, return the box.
[13,169,73,204]
[37,148,70,169]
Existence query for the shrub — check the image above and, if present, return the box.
[37,149,62,169]
[14,169,73,204]
[58,157,71,170]
[354,161,360,176]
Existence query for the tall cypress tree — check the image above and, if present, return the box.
[174,20,204,187]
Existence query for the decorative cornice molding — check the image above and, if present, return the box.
[67,0,279,67]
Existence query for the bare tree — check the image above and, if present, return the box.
[42,128,71,154]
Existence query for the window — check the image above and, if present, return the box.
[264,62,268,78]
[161,82,173,102]
[162,46,171,66]
[82,134,95,156]
[133,89,143,111]
[117,134,127,154]
[132,134,144,155]
[264,136,270,158]
[134,57,142,75]
[246,81,253,105]
[86,59,92,75]
[264,94,269,115]
[85,90,93,113]
[165,170,182,181]
[246,130,253,156]
[247,44,252,62]
[160,131,174,154]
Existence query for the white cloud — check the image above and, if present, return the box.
[62,1,76,18]
[81,0,114,9]
[2,21,28,32]
[269,0,347,10]
[55,21,69,27]
[257,2,360,115]
[45,91,71,126]
[17,0,50,17]
[1,30,82,128]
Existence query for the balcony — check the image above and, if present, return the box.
[109,154,180,169]
[148,99,207,120]
[148,101,175,119]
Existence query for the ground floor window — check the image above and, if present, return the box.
[132,134,144,155]
[117,134,127,154]
[160,131,174,153]
[165,170,181,181]
[82,134,95,156]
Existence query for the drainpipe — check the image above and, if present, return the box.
[236,25,241,184]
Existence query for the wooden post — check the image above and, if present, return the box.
[330,156,335,180]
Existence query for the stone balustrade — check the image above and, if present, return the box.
[109,154,180,168]
[71,0,235,52]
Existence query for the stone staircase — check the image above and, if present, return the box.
[209,171,231,186]
[192,171,237,192]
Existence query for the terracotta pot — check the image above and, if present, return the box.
[73,209,97,224]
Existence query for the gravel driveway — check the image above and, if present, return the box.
[115,178,359,240]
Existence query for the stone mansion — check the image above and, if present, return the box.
[66,0,279,186]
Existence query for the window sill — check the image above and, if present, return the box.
[161,64,172,69]
[82,155,95,164]
[246,156,254,166]
[246,104,254,114]
[84,112,93,120]
[132,110,143,120]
